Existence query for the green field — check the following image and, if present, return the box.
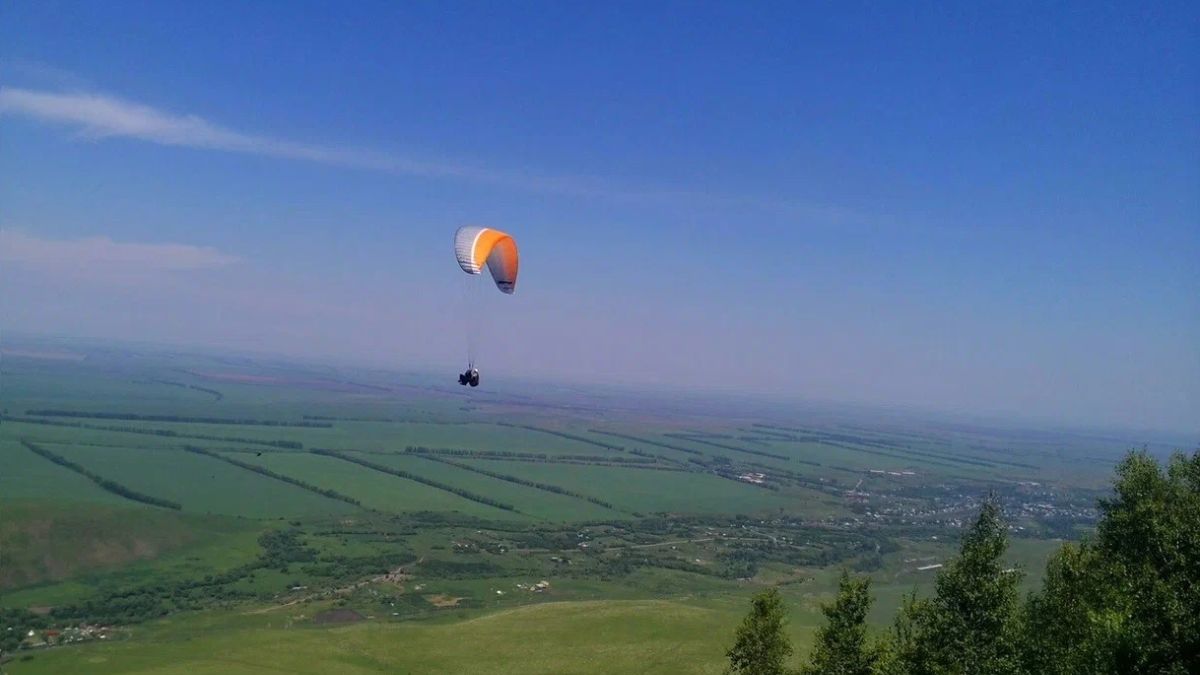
[4,598,805,675]
[0,502,263,608]
[0,339,1163,672]
[316,421,625,456]
[457,460,826,515]
[230,451,515,518]
[355,452,620,521]
[32,443,355,518]
[1,502,204,590]
[1,535,1067,675]
[0,439,130,506]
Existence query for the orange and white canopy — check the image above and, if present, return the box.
[454,226,518,294]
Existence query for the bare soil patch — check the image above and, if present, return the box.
[312,608,365,624]
[424,594,464,608]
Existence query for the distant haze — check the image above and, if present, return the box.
[1,3,1196,433]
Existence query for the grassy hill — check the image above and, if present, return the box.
[5,598,806,675]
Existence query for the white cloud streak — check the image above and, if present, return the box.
[0,230,239,272]
[0,86,857,221]
[0,86,464,175]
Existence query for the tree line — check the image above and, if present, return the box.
[20,440,182,510]
[813,439,962,470]
[5,415,303,449]
[587,429,705,456]
[414,454,620,511]
[494,422,626,451]
[305,414,380,422]
[749,423,1036,471]
[664,432,793,462]
[401,445,678,471]
[725,450,1199,675]
[402,445,657,465]
[626,447,688,465]
[25,409,330,428]
[145,379,224,401]
[310,449,519,513]
[182,446,361,506]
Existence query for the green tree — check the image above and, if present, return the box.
[884,499,1022,675]
[1020,450,1200,674]
[1019,542,1118,674]
[801,570,877,675]
[726,587,794,675]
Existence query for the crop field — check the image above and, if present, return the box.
[351,452,620,521]
[230,451,515,518]
[0,338,1179,673]
[27,443,356,519]
[455,459,814,515]
[0,439,131,506]
[319,421,627,455]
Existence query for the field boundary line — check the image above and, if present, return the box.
[183,445,362,507]
[413,454,626,514]
[19,439,182,510]
[311,449,521,515]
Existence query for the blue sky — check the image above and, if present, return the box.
[1,1,1196,433]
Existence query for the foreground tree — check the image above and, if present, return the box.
[801,570,877,675]
[722,450,1200,675]
[726,587,793,675]
[884,499,1022,675]
[1021,451,1200,674]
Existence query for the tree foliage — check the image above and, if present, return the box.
[726,587,793,675]
[1021,450,1200,675]
[788,449,1199,675]
[882,499,1023,675]
[801,570,877,675]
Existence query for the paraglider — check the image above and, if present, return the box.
[453,226,519,387]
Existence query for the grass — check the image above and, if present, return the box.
[37,444,356,518]
[3,596,820,675]
[2,531,1069,674]
[229,452,516,518]
[0,509,263,607]
[0,419,283,453]
[0,439,130,506]
[354,453,619,521]
[456,460,821,516]
[0,501,223,591]
[315,421,630,456]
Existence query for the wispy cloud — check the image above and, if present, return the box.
[0,86,623,189]
[0,86,858,222]
[0,230,240,272]
[0,86,461,175]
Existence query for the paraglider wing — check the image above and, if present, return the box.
[454,226,518,294]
